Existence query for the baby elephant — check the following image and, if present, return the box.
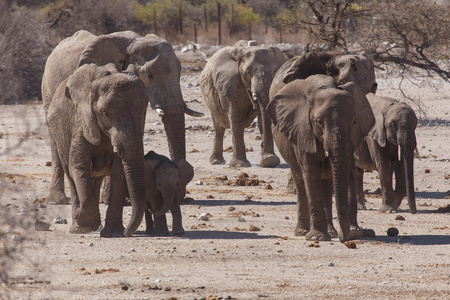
[143,151,194,236]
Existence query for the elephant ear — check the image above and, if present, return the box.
[365,93,392,147]
[65,64,101,145]
[211,48,245,102]
[267,80,316,153]
[144,158,161,198]
[173,159,194,205]
[282,51,328,84]
[79,31,140,70]
[339,82,375,149]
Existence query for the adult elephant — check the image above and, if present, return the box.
[275,50,378,194]
[46,63,148,237]
[42,30,202,206]
[354,94,418,214]
[200,41,287,168]
[268,74,375,242]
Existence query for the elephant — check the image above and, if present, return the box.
[46,63,149,237]
[272,50,378,194]
[41,30,202,206]
[143,151,194,236]
[354,93,418,214]
[199,41,288,168]
[268,74,375,242]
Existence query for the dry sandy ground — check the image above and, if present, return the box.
[1,50,449,300]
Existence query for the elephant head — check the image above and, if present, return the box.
[280,51,377,94]
[78,31,203,161]
[268,74,375,242]
[143,151,194,216]
[367,93,418,213]
[65,63,149,236]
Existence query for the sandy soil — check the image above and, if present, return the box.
[1,50,449,300]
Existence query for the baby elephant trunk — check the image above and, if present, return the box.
[151,176,177,217]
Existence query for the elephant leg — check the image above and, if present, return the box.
[46,140,70,204]
[229,104,251,168]
[210,118,226,165]
[101,156,126,237]
[322,179,338,238]
[376,157,398,212]
[356,167,367,210]
[291,169,309,236]
[171,204,185,236]
[257,106,280,168]
[99,176,111,204]
[302,156,330,241]
[68,176,83,234]
[285,172,297,194]
[153,215,169,236]
[348,161,364,240]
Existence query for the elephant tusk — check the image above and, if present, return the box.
[184,106,204,117]
[325,150,329,157]
[113,145,119,153]
[398,146,402,162]
[156,108,165,117]
[415,146,421,161]
[252,92,258,101]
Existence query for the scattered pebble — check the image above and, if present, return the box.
[88,243,94,246]
[35,217,51,231]
[130,248,136,252]
[328,262,335,267]
[196,180,204,185]
[395,215,405,221]
[238,217,246,222]
[198,213,209,221]
[249,225,260,231]
[344,240,357,249]
[53,217,68,224]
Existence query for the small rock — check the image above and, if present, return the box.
[155,279,161,283]
[53,217,68,224]
[88,243,94,246]
[198,213,209,221]
[395,215,405,221]
[196,180,204,185]
[38,203,46,208]
[249,225,260,231]
[328,262,335,267]
[35,217,51,231]
[238,217,246,222]
[130,248,136,252]
[228,206,236,211]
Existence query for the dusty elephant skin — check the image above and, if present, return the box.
[268,74,375,243]
[355,93,418,214]
[143,151,194,236]
[46,63,149,237]
[200,41,287,168]
[1,55,450,298]
[41,30,202,229]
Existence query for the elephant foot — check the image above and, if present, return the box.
[152,227,169,236]
[100,223,125,237]
[357,199,367,210]
[260,153,280,168]
[294,224,309,236]
[229,158,251,168]
[305,229,331,241]
[46,190,70,205]
[327,225,338,238]
[75,210,101,233]
[172,227,186,236]
[348,228,364,240]
[69,223,85,234]
[210,155,226,165]
[379,202,400,213]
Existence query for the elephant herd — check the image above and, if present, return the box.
[42,30,418,243]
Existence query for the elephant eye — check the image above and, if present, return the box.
[103,111,109,117]
[315,118,323,126]
[147,72,153,80]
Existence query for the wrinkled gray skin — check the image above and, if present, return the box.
[143,151,194,236]
[268,74,375,242]
[354,94,418,214]
[46,63,148,237]
[200,41,287,168]
[274,50,377,194]
[41,30,202,236]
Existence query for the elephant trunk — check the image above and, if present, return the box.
[151,188,175,217]
[163,102,186,160]
[329,140,351,243]
[117,133,146,237]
